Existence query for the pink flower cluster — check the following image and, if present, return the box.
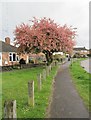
[14,17,76,54]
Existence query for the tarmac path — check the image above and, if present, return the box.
[49,61,89,118]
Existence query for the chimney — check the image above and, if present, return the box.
[5,37,10,44]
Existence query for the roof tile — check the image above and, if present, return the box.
[0,41,17,52]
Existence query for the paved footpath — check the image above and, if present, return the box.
[49,61,89,118]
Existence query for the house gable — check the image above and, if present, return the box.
[0,39,18,66]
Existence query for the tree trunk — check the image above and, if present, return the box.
[44,50,53,65]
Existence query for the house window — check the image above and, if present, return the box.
[9,53,12,61]
[13,53,16,61]
[9,53,16,61]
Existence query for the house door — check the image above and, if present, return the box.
[0,53,2,66]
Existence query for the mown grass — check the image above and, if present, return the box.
[70,58,90,111]
[0,72,2,120]
[2,65,58,118]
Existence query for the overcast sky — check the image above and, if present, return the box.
[0,0,90,48]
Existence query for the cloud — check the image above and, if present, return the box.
[1,1,89,48]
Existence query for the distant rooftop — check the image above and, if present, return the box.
[73,47,88,51]
[0,41,17,52]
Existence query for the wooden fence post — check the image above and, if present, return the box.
[53,61,55,67]
[28,81,34,107]
[37,73,42,91]
[71,58,73,65]
[46,66,49,76]
[50,64,52,71]
[51,62,53,69]
[4,100,17,119]
[46,66,48,76]
[56,61,58,67]
[42,69,46,80]
[48,66,50,74]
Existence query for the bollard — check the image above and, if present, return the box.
[42,69,46,80]
[46,66,49,76]
[4,100,17,119]
[50,65,52,71]
[28,81,34,107]
[51,62,54,68]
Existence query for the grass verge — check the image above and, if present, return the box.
[0,73,2,119]
[2,65,58,118]
[70,58,91,111]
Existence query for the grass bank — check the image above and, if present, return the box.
[2,65,58,118]
[70,58,90,111]
[0,73,2,120]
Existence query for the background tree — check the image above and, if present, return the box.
[14,17,76,64]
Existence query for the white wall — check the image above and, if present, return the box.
[0,52,2,66]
